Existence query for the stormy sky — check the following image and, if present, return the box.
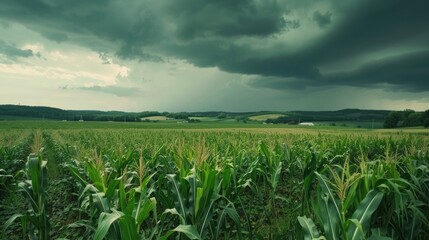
[0,0,428,111]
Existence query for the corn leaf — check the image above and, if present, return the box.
[347,189,384,240]
[315,172,341,240]
[94,211,122,240]
[166,174,187,224]
[173,225,202,240]
[297,216,321,240]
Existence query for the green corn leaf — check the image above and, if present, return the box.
[66,163,88,186]
[27,154,41,194]
[320,193,341,240]
[133,173,155,222]
[67,220,96,232]
[18,182,38,211]
[105,177,120,200]
[348,219,365,239]
[347,189,384,240]
[114,210,139,240]
[185,171,198,219]
[216,206,228,239]
[196,187,204,220]
[139,173,156,191]
[41,159,48,192]
[297,216,320,240]
[136,197,156,225]
[199,200,214,237]
[284,144,291,163]
[215,204,241,239]
[367,227,392,240]
[119,178,126,212]
[92,192,110,213]
[199,193,221,237]
[259,141,272,168]
[163,208,186,224]
[315,172,341,221]
[315,172,341,240]
[158,230,174,240]
[3,213,24,232]
[196,169,217,222]
[124,188,136,215]
[270,161,282,190]
[166,174,187,224]
[79,184,98,203]
[173,225,202,240]
[343,179,360,213]
[221,166,232,192]
[224,206,242,237]
[85,161,105,192]
[94,211,122,240]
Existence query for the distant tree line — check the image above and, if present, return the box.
[266,116,295,124]
[265,116,313,124]
[384,109,429,128]
[166,113,191,120]
[0,105,149,122]
[0,105,69,120]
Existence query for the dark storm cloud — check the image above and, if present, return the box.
[165,0,291,39]
[161,39,320,79]
[1,0,428,93]
[324,51,429,92]
[161,0,429,93]
[304,0,429,64]
[312,11,332,28]
[250,51,429,92]
[182,0,429,92]
[0,0,164,59]
[0,40,33,58]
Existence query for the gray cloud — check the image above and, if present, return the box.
[98,52,111,64]
[250,51,429,92]
[161,0,429,93]
[0,0,164,60]
[312,11,332,28]
[324,51,429,91]
[165,0,290,40]
[0,40,33,58]
[0,0,428,94]
[79,85,141,97]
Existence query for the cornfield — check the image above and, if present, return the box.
[1,127,428,239]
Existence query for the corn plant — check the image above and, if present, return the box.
[4,153,50,240]
[298,171,385,240]
[300,144,331,216]
[92,173,158,240]
[66,150,161,239]
[163,166,241,239]
[0,133,34,196]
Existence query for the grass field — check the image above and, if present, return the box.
[0,121,428,239]
[140,116,171,121]
[248,114,286,121]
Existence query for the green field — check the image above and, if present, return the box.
[248,114,286,121]
[141,116,171,121]
[1,121,428,239]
